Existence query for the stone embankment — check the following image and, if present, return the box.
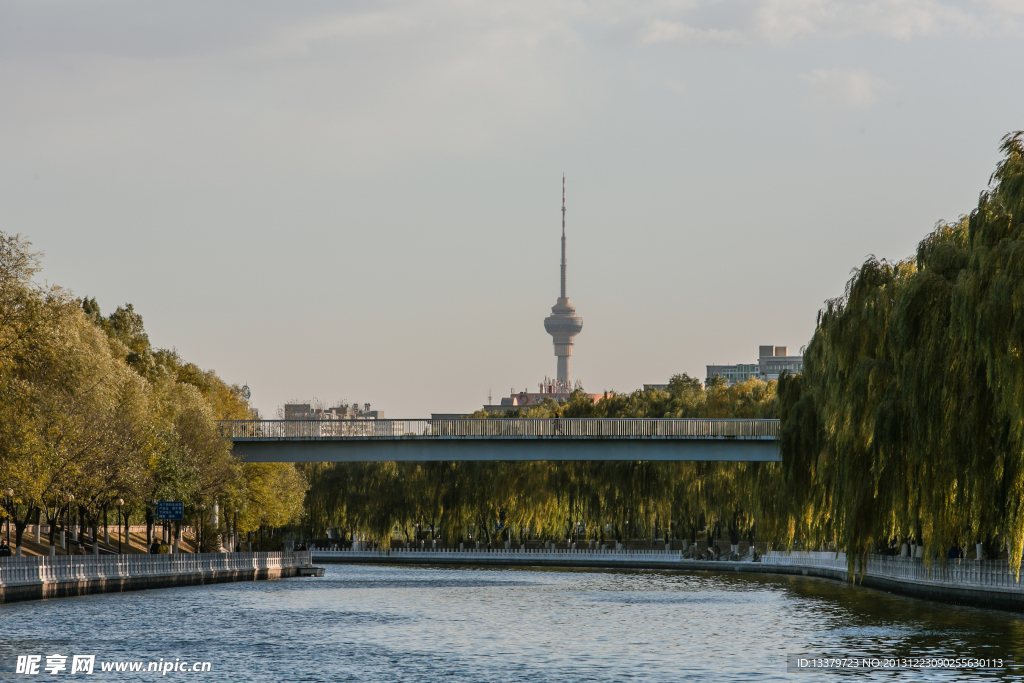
[761,550,1024,611]
[0,551,316,604]
[313,547,1024,612]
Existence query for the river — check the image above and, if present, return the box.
[2,564,1023,681]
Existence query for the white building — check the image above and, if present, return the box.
[283,401,383,420]
[756,345,804,381]
[706,345,804,385]
[704,362,761,385]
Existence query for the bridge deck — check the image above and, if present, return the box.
[223,419,780,462]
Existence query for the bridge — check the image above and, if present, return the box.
[223,418,780,462]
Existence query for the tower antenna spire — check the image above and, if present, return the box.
[561,174,567,299]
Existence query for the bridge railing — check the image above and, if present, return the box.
[222,418,779,440]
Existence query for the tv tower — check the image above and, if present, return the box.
[544,176,583,385]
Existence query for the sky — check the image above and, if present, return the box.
[2,0,1022,418]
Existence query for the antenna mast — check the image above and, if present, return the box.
[561,175,567,299]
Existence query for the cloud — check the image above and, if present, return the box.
[622,0,1016,48]
[0,0,597,173]
[801,68,890,108]
[0,1,1017,65]
[638,18,743,45]
[755,0,986,43]
[0,0,1011,172]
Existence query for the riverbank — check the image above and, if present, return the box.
[312,547,1024,612]
[0,551,316,604]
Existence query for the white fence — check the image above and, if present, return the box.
[761,550,847,569]
[6,524,190,541]
[763,550,1024,592]
[0,552,312,587]
[314,547,691,564]
[17,525,186,534]
[314,547,1024,594]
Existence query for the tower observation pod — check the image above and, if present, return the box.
[544,176,583,385]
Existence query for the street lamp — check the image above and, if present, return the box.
[150,500,158,551]
[114,498,124,554]
[198,503,205,553]
[3,488,13,545]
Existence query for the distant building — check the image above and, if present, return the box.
[704,363,761,386]
[706,345,804,386]
[755,345,804,381]
[283,401,383,420]
[468,377,603,415]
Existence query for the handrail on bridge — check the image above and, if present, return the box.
[220,418,779,440]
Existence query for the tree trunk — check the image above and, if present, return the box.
[47,508,58,553]
[122,508,131,550]
[13,505,36,557]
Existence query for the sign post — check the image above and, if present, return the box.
[156,502,184,554]
[156,501,184,520]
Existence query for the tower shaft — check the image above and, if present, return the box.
[557,356,570,385]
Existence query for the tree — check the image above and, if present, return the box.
[775,132,1024,573]
[1,230,304,555]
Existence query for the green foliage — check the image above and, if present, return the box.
[775,132,1024,571]
[233,462,307,534]
[302,377,777,548]
[0,234,306,552]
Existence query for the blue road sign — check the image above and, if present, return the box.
[157,501,184,520]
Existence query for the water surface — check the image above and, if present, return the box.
[2,564,1022,681]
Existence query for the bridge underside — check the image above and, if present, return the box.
[231,439,780,463]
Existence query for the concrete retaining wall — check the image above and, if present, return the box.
[760,551,1024,612]
[312,547,1024,612]
[0,552,314,604]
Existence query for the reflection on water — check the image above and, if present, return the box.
[2,564,1023,681]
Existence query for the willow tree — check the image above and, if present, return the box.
[302,375,777,549]
[776,132,1024,571]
